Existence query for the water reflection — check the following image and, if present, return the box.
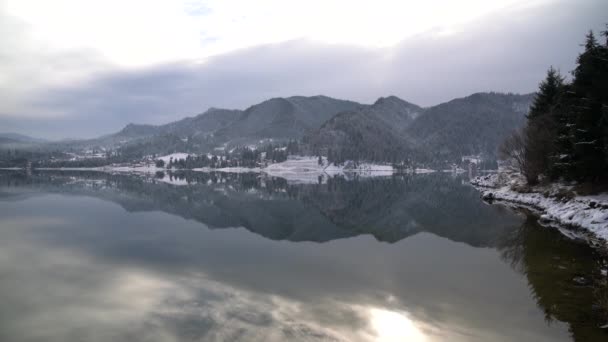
[498,214,608,341]
[369,308,426,341]
[0,170,605,341]
[0,170,518,246]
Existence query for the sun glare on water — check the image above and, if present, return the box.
[370,308,427,342]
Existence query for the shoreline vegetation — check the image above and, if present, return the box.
[472,171,608,249]
[475,26,608,249]
[0,155,451,178]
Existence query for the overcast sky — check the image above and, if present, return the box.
[1,0,606,139]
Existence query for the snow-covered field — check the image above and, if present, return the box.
[192,167,262,173]
[262,156,397,182]
[472,173,608,244]
[265,156,338,174]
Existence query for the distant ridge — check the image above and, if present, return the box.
[0,132,47,143]
[49,95,361,154]
[307,92,533,164]
[36,92,534,165]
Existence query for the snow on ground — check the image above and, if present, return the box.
[36,167,106,171]
[262,156,397,182]
[107,165,161,173]
[440,166,467,173]
[472,173,608,243]
[35,164,167,174]
[20,155,447,183]
[415,168,437,174]
[471,173,504,188]
[348,163,395,177]
[263,156,336,183]
[65,151,106,161]
[192,167,261,173]
[264,156,330,174]
[346,163,393,172]
[157,153,192,163]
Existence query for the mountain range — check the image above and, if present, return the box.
[304,96,424,162]
[2,92,534,165]
[0,133,47,144]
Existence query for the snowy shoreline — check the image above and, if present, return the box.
[2,156,441,183]
[471,173,608,247]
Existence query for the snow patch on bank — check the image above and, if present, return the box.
[415,168,437,174]
[472,173,608,243]
[107,165,162,173]
[192,167,261,173]
[36,164,167,174]
[262,156,397,182]
[264,156,333,174]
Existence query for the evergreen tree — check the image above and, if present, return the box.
[550,85,577,179]
[599,25,608,174]
[528,66,564,120]
[517,27,608,184]
[570,30,606,182]
[523,67,565,183]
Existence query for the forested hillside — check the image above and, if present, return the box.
[307,93,532,166]
[501,27,608,185]
[407,92,533,164]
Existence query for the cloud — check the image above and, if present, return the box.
[0,0,606,139]
[0,8,111,124]
[3,0,541,65]
[4,41,381,139]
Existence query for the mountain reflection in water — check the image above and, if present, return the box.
[0,171,520,246]
[0,170,605,342]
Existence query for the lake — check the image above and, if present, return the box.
[0,170,606,342]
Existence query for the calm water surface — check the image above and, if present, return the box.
[0,171,606,342]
